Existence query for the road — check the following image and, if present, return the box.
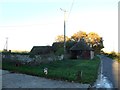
[99,55,119,89]
[1,70,89,89]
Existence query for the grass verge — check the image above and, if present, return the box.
[2,56,100,84]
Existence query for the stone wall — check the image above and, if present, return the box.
[2,53,64,65]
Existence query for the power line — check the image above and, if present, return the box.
[0,22,60,28]
[67,0,75,21]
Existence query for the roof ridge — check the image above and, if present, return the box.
[70,40,93,51]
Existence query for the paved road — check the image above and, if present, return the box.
[1,70,89,89]
[99,55,119,88]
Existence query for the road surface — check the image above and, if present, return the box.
[1,70,89,89]
[100,55,119,89]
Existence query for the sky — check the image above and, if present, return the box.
[0,0,119,52]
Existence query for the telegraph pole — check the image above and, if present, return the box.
[60,8,67,59]
[6,37,8,51]
[3,37,8,51]
[3,37,8,52]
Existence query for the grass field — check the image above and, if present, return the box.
[2,56,100,84]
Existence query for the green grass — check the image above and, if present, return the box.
[2,56,100,84]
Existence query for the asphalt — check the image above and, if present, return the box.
[1,70,89,89]
[99,55,119,88]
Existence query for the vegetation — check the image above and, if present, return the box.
[103,51,120,63]
[2,50,29,55]
[2,56,100,84]
[55,35,70,42]
[54,31,104,55]
[52,41,76,55]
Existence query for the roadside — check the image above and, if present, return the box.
[112,60,119,88]
[1,70,90,89]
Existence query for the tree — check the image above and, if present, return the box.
[86,32,101,45]
[71,31,87,41]
[55,35,70,42]
[70,31,104,54]
[71,31,103,47]
[54,31,104,55]
[52,41,76,55]
[52,42,64,54]
[86,33,104,54]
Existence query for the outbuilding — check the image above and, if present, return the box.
[70,38,94,59]
[30,46,53,55]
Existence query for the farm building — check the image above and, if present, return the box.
[30,46,53,55]
[30,39,94,60]
[70,38,94,59]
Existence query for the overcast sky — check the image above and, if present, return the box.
[0,0,119,52]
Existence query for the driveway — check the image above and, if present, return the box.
[1,70,89,89]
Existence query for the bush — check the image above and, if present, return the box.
[2,59,24,67]
[107,51,117,59]
[55,48,64,55]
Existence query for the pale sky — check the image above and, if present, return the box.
[0,0,119,52]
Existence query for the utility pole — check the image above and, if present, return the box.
[60,8,67,59]
[6,37,8,51]
[3,37,8,51]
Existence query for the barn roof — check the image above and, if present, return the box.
[70,39,93,51]
[30,46,53,55]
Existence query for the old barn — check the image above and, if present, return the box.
[30,46,53,55]
[70,39,94,59]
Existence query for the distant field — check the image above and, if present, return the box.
[2,56,100,84]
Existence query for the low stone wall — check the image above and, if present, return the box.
[2,53,64,65]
